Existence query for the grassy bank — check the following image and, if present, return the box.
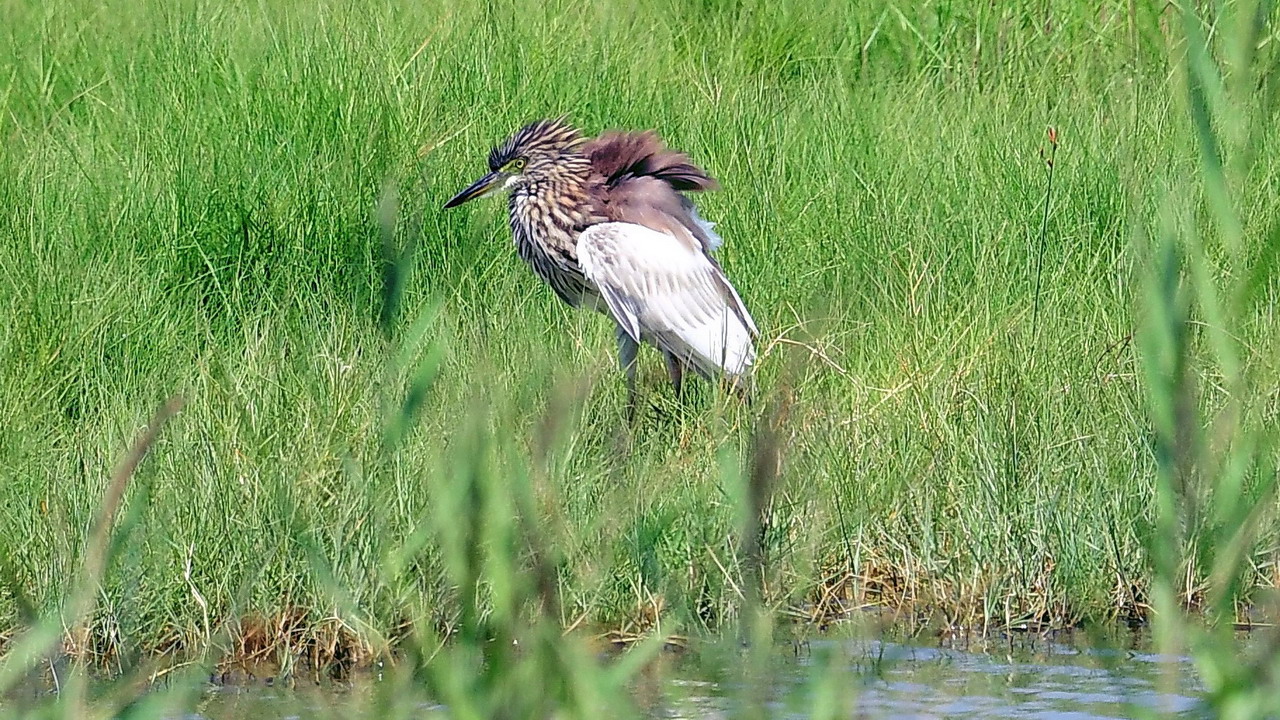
[1,0,1279,680]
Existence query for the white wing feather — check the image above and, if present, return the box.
[682,198,722,251]
[577,222,756,378]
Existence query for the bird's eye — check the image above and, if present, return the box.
[508,157,527,172]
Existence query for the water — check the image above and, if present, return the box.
[178,633,1207,719]
[650,638,1204,719]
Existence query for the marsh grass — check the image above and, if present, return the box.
[1137,2,1280,716]
[1,0,1280,717]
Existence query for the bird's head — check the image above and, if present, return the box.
[443,118,586,209]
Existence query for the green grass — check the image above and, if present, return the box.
[1,0,1279,700]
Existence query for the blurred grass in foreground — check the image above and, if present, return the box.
[1141,1,1280,718]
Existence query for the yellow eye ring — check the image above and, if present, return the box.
[509,157,527,172]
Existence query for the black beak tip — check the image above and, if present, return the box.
[443,172,500,211]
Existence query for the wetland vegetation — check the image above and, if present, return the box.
[2,0,1280,716]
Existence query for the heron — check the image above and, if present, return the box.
[443,118,757,414]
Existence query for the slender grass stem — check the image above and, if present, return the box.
[1031,126,1058,333]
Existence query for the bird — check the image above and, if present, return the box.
[443,118,757,415]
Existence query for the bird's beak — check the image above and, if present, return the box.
[443,171,503,209]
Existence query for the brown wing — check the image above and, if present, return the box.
[583,130,718,192]
[582,130,722,252]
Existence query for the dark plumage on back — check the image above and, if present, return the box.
[582,130,722,251]
[584,131,719,192]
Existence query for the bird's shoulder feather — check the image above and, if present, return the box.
[582,130,718,193]
[582,131,722,252]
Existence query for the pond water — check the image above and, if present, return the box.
[180,632,1207,719]
[657,637,1203,719]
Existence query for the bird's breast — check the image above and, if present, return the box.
[508,203,600,309]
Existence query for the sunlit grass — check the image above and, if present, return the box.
[1,0,1279,716]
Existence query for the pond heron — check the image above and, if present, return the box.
[444,118,757,413]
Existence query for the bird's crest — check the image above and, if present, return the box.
[583,130,719,193]
[488,117,585,170]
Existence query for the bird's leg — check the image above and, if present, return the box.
[616,325,640,420]
[738,381,753,408]
[728,374,753,407]
[663,351,685,399]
